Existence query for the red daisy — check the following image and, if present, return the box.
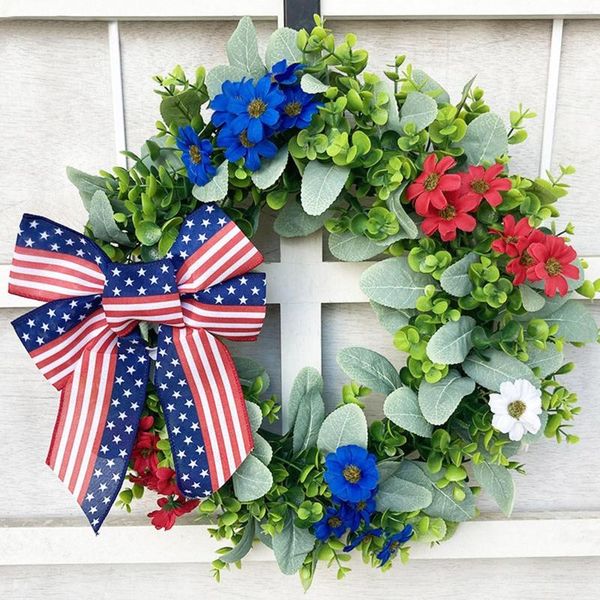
[505,229,545,285]
[527,235,580,297]
[490,214,535,257]
[407,154,461,216]
[420,190,479,242]
[460,163,511,207]
[148,495,200,531]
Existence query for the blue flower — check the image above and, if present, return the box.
[210,79,246,128]
[176,126,216,186]
[376,525,414,566]
[269,59,301,85]
[226,76,284,143]
[216,126,277,172]
[279,86,320,131]
[313,506,349,541]
[343,527,383,552]
[339,490,377,532]
[324,445,379,503]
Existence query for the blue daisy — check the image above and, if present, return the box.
[324,445,379,503]
[176,126,216,186]
[376,525,414,565]
[210,79,246,128]
[279,86,320,131]
[216,125,277,172]
[313,506,349,541]
[343,527,383,552]
[269,59,301,85]
[339,490,377,532]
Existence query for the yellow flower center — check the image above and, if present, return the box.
[520,249,535,267]
[439,206,456,220]
[239,131,255,148]
[424,172,440,191]
[545,257,562,276]
[284,101,302,117]
[189,145,202,165]
[328,516,342,528]
[507,400,527,418]
[343,465,362,483]
[247,99,267,118]
[471,179,490,194]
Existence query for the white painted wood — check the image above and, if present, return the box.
[107,22,127,168]
[540,19,564,176]
[1,516,599,566]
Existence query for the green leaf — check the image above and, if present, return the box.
[337,347,400,394]
[384,387,433,438]
[272,514,316,575]
[293,389,325,455]
[136,221,162,246]
[399,92,438,133]
[300,73,329,94]
[462,112,508,165]
[159,89,202,127]
[419,465,476,522]
[376,471,433,512]
[226,16,265,79]
[377,81,401,132]
[545,300,598,343]
[206,64,248,99]
[252,432,273,465]
[265,27,302,68]
[328,231,382,261]
[370,301,415,335]
[360,256,435,309]
[250,146,289,190]
[88,190,133,246]
[472,461,515,517]
[245,401,263,433]
[386,187,418,239]
[526,343,564,378]
[288,367,323,428]
[221,519,256,563]
[463,349,538,392]
[300,161,350,216]
[440,252,479,297]
[426,316,476,365]
[317,404,368,454]
[234,356,269,389]
[412,69,450,105]
[520,285,546,312]
[273,200,333,237]
[418,370,476,425]
[67,167,107,211]
[192,160,228,203]
[376,460,402,482]
[232,454,273,502]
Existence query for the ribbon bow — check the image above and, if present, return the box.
[9,203,266,531]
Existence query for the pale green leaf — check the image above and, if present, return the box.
[67,167,107,211]
[288,367,323,428]
[226,16,265,79]
[300,73,329,94]
[376,472,433,512]
[472,461,515,517]
[221,519,256,563]
[265,27,302,68]
[234,356,270,390]
[370,301,415,335]
[274,200,333,237]
[88,190,133,246]
[252,432,273,466]
[245,401,263,433]
[418,370,475,425]
[328,231,382,261]
[463,349,538,392]
[192,160,228,203]
[232,454,273,502]
[205,64,248,99]
[426,316,476,365]
[399,92,438,132]
[272,514,316,575]
[250,146,289,190]
[293,389,325,455]
[462,112,508,165]
[317,404,368,454]
[300,161,350,216]
[412,69,450,105]
[526,343,564,378]
[440,252,479,297]
[386,186,418,239]
[384,387,433,438]
[419,465,476,522]
[520,285,546,312]
[337,347,400,394]
[545,300,598,343]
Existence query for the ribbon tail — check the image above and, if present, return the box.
[155,326,254,498]
[46,331,148,532]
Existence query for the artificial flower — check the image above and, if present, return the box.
[269,59,301,85]
[148,495,200,531]
[210,79,246,128]
[131,428,160,475]
[339,491,377,531]
[176,126,217,186]
[460,163,511,207]
[279,86,320,130]
[406,154,461,215]
[489,379,542,441]
[324,445,379,503]
[505,228,546,285]
[216,126,278,171]
[227,76,284,143]
[491,214,535,257]
[313,506,349,541]
[154,467,180,495]
[527,235,580,297]
[343,527,383,552]
[420,190,479,241]
[376,525,414,565]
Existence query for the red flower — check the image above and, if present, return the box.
[131,430,160,475]
[491,214,535,257]
[527,235,580,297]
[420,191,479,242]
[154,467,180,495]
[139,415,154,431]
[460,163,511,207]
[148,495,200,531]
[407,154,461,216]
[505,228,545,285]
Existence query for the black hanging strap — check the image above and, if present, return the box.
[283,0,321,30]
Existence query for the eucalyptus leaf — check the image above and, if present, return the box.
[136,221,162,246]
[545,300,598,343]
[526,343,564,378]
[206,65,248,99]
[418,370,476,425]
[250,146,289,190]
[337,347,400,394]
[462,112,508,165]
[252,432,273,465]
[301,161,350,216]
[265,27,302,68]
[386,186,418,239]
[159,89,203,128]
[370,301,415,335]
[272,514,316,575]
[419,465,476,522]
[274,200,333,237]
[360,256,435,309]
[287,367,323,429]
[300,73,329,94]
[192,160,229,203]
[520,285,546,312]
[377,81,401,132]
[316,403,368,455]
[88,190,133,246]
[234,356,269,389]
[463,349,538,392]
[232,454,273,502]
[426,316,476,365]
[384,387,433,438]
[440,252,479,297]
[328,231,382,261]
[220,519,256,563]
[399,92,439,133]
[412,69,450,105]
[293,389,325,455]
[472,461,515,517]
[245,401,263,433]
[67,167,107,211]
[226,16,265,79]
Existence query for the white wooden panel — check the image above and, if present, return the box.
[552,20,600,256]
[327,19,551,177]
[0,21,116,262]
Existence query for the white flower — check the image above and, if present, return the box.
[488,379,542,442]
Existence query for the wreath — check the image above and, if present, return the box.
[9,16,599,588]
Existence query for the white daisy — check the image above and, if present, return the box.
[489,379,542,441]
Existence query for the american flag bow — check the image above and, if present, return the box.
[9,203,266,531]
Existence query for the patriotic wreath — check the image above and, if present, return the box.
[10,16,599,588]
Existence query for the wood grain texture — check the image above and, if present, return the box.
[551,20,600,256]
[0,21,116,262]
[2,557,600,599]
